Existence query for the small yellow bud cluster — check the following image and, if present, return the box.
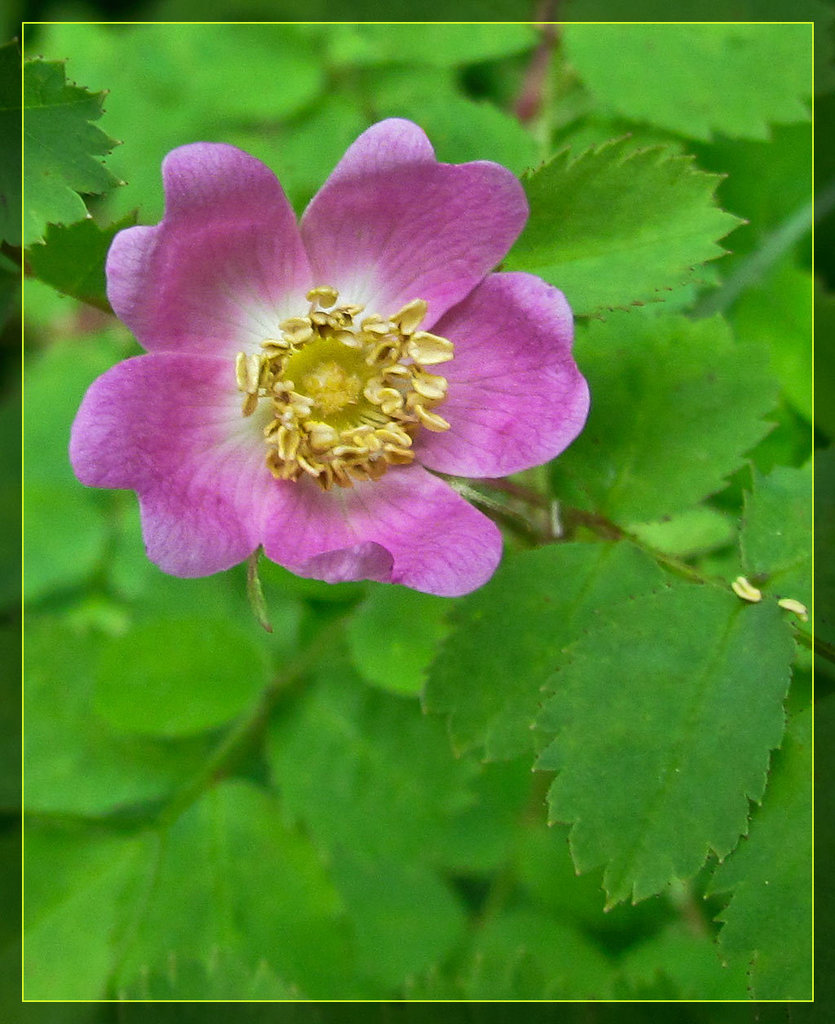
[236,287,453,490]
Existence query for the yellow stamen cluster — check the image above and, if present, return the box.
[236,287,453,490]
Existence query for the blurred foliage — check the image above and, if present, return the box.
[15,10,822,1009]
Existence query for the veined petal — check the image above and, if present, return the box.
[300,119,528,327]
[262,465,503,597]
[107,143,312,359]
[415,273,590,478]
[70,352,273,576]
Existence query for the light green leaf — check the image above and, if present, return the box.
[629,507,735,560]
[371,66,539,176]
[24,618,214,816]
[113,780,351,1000]
[119,948,299,1000]
[504,138,742,315]
[23,482,108,603]
[347,584,451,695]
[0,41,21,246]
[536,581,794,907]
[27,213,136,311]
[730,261,812,422]
[23,330,135,603]
[708,707,812,1000]
[423,542,663,761]
[549,313,778,523]
[325,22,538,67]
[24,822,146,999]
[94,617,271,737]
[23,58,120,245]
[563,23,811,142]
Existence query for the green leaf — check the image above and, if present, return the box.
[29,24,324,225]
[267,655,474,989]
[23,482,108,603]
[460,907,614,999]
[23,330,133,603]
[27,212,136,310]
[324,22,538,67]
[119,948,299,1000]
[423,541,663,761]
[730,260,812,422]
[347,584,451,695]
[330,851,466,991]
[370,66,539,177]
[535,581,794,907]
[504,138,742,315]
[563,23,812,142]
[707,706,812,999]
[113,780,351,1000]
[618,924,749,999]
[24,821,146,999]
[549,313,778,523]
[740,461,812,618]
[94,617,271,737]
[23,58,120,245]
[629,507,735,560]
[269,653,477,864]
[24,618,214,816]
[0,41,21,246]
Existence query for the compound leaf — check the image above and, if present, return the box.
[505,138,742,315]
[536,581,794,907]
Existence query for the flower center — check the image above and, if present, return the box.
[236,286,453,490]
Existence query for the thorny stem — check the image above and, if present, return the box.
[514,2,561,124]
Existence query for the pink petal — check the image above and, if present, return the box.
[300,119,528,326]
[415,273,590,478]
[70,353,274,576]
[262,465,503,597]
[107,143,312,359]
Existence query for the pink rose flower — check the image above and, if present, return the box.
[70,119,589,597]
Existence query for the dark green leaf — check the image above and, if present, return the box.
[424,542,663,761]
[536,581,794,906]
[740,461,812,624]
[23,58,119,245]
[505,138,742,315]
[707,707,812,999]
[27,213,136,310]
[0,41,21,245]
[549,313,778,523]
[112,780,351,999]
